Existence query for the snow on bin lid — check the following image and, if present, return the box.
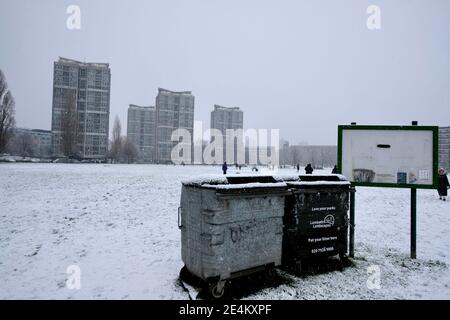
[298,174,348,182]
[181,175,228,187]
[211,182,288,190]
[287,174,350,186]
[181,174,300,188]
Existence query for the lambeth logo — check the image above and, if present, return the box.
[310,214,336,229]
[324,215,335,226]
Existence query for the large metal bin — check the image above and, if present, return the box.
[282,175,351,271]
[179,175,294,298]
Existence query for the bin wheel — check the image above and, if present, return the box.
[339,253,351,268]
[264,266,277,282]
[179,265,189,280]
[294,260,303,274]
[209,281,227,299]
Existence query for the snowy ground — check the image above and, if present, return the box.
[0,164,449,299]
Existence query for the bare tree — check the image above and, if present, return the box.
[110,116,122,163]
[291,146,299,166]
[0,69,16,153]
[323,147,338,168]
[121,137,138,164]
[61,92,79,158]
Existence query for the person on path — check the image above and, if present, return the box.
[438,168,450,201]
[222,162,228,175]
[305,163,314,174]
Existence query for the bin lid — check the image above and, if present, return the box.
[298,174,348,182]
[286,174,350,187]
[182,174,299,190]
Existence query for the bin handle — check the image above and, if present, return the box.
[230,227,240,243]
[178,207,183,229]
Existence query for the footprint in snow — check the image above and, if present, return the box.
[26,245,42,257]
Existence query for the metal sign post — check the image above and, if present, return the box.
[348,122,356,259]
[349,186,356,258]
[410,121,418,259]
[411,188,417,259]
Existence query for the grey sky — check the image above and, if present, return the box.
[1,0,449,145]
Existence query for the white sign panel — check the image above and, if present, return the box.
[340,127,437,188]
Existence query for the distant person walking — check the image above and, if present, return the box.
[332,165,338,174]
[437,168,449,201]
[222,162,228,175]
[305,163,314,174]
[296,164,300,172]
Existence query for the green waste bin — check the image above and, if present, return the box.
[282,175,351,270]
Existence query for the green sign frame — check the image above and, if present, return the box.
[337,125,439,189]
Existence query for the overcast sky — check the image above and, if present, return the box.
[1,0,449,145]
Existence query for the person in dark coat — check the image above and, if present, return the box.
[296,164,300,172]
[332,165,338,174]
[305,163,314,174]
[222,162,228,175]
[438,168,449,201]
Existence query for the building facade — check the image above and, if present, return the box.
[51,57,111,158]
[210,105,244,134]
[12,128,52,158]
[210,105,244,164]
[29,129,52,158]
[127,104,156,163]
[439,127,450,171]
[154,88,195,163]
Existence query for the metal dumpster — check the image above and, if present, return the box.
[179,175,294,298]
[282,174,351,271]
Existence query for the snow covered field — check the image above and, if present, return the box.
[1,163,449,299]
